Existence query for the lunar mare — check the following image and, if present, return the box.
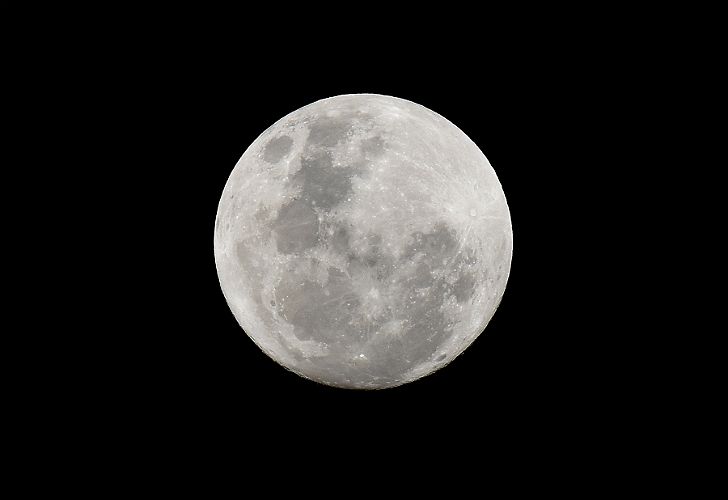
[214,94,512,389]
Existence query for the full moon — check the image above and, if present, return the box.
[214,94,512,389]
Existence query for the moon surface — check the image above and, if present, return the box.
[214,94,512,389]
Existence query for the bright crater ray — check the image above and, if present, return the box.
[214,94,512,389]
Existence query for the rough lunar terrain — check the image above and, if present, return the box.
[214,94,512,389]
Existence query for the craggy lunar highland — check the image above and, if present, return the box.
[214,94,512,389]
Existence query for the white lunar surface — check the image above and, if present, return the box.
[214,94,512,389]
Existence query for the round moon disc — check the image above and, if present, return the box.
[214,94,512,389]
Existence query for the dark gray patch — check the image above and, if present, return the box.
[292,151,360,211]
[272,198,319,254]
[397,279,452,366]
[344,232,395,282]
[451,272,476,302]
[263,136,293,163]
[361,136,385,157]
[402,263,433,289]
[436,354,447,362]
[447,251,479,303]
[329,223,350,255]
[276,268,368,345]
[404,223,459,266]
[307,117,352,147]
[324,222,395,282]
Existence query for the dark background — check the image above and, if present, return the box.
[11,5,676,483]
[13,5,662,481]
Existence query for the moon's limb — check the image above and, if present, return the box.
[214,94,512,389]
